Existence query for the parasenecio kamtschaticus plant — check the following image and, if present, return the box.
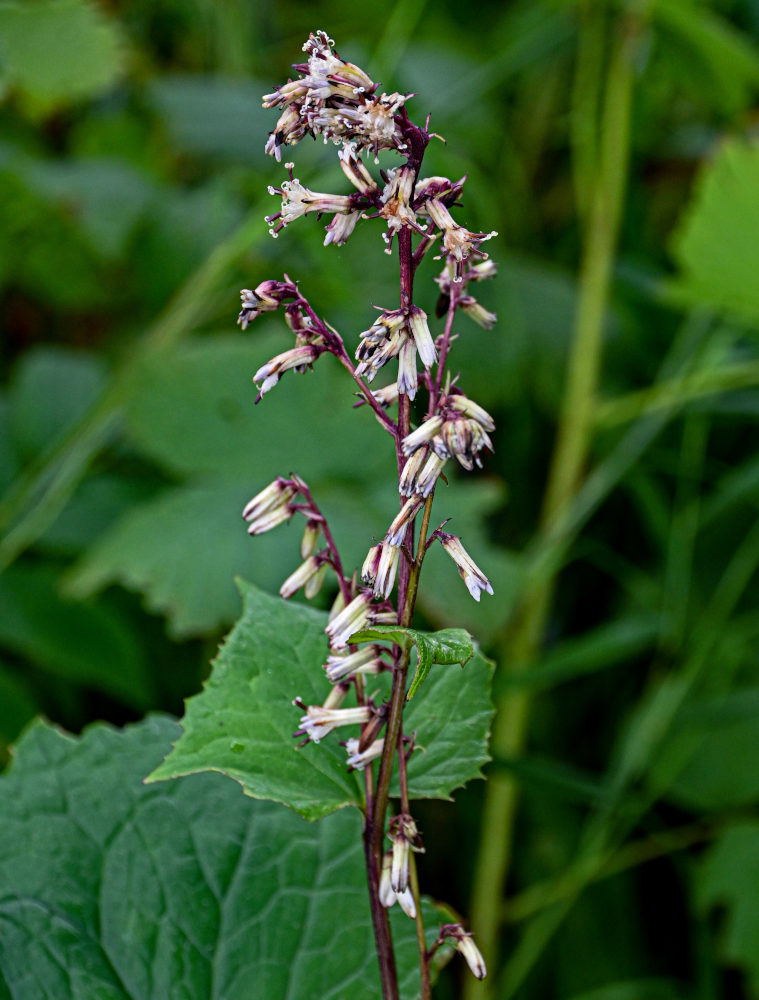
[172,31,497,1000]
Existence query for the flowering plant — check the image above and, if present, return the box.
[154,30,498,999]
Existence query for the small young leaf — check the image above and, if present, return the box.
[348,623,475,699]
[0,715,444,1000]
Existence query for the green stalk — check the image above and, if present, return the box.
[0,206,265,570]
[465,16,639,998]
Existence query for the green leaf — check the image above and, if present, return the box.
[671,140,759,323]
[0,659,37,754]
[66,479,283,637]
[8,346,106,462]
[348,624,475,700]
[651,689,759,811]
[22,157,156,261]
[122,335,388,482]
[653,0,759,115]
[149,580,494,813]
[0,564,152,709]
[697,823,759,996]
[0,0,125,112]
[0,714,444,999]
[146,75,270,164]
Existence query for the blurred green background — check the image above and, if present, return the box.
[4,0,759,997]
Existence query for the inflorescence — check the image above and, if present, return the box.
[238,30,492,985]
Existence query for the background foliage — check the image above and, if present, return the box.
[4,0,759,997]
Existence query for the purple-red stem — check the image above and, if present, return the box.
[364,117,430,1000]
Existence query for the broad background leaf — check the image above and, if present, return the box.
[0,714,444,1000]
[0,0,124,112]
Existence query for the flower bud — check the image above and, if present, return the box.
[300,519,321,559]
[407,306,437,369]
[325,592,372,649]
[385,497,423,547]
[402,415,444,456]
[344,736,384,770]
[440,533,493,601]
[242,478,298,535]
[373,542,400,600]
[279,555,324,599]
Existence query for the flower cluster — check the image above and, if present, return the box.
[263,30,405,161]
[239,30,496,991]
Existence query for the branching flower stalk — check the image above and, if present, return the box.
[240,31,496,999]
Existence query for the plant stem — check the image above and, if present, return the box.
[363,825,400,1000]
[398,732,431,999]
[465,15,638,998]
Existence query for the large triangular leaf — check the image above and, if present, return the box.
[0,714,443,1000]
[149,580,494,814]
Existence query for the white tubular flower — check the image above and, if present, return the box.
[338,93,406,158]
[379,852,417,918]
[445,392,495,432]
[264,105,307,161]
[253,345,320,399]
[389,814,423,893]
[305,562,328,599]
[344,737,384,770]
[460,295,497,329]
[358,309,406,346]
[379,852,396,908]
[380,165,417,234]
[407,306,437,369]
[470,259,498,281]
[399,448,428,497]
[458,936,487,980]
[441,418,493,471]
[416,451,447,498]
[391,838,410,894]
[373,610,399,624]
[396,336,418,400]
[237,280,295,329]
[402,415,444,456]
[242,478,298,534]
[325,645,384,682]
[425,197,497,269]
[361,544,382,585]
[300,519,321,559]
[339,143,378,194]
[262,79,309,110]
[267,178,354,235]
[325,592,372,649]
[355,327,405,382]
[323,210,361,247]
[414,175,465,208]
[280,555,324,599]
[328,588,346,621]
[373,542,400,599]
[386,497,423,547]
[296,704,371,744]
[303,32,374,100]
[367,383,399,409]
[440,534,493,601]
